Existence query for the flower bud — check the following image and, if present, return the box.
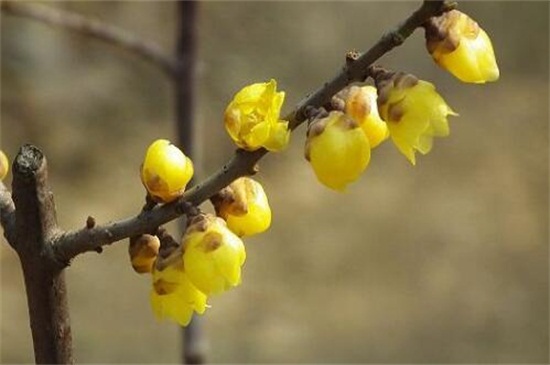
[129,234,160,274]
[140,139,194,203]
[224,79,290,152]
[373,68,458,165]
[0,150,8,181]
[304,110,371,191]
[424,10,499,83]
[212,177,271,237]
[150,254,207,327]
[333,85,389,148]
[183,214,246,295]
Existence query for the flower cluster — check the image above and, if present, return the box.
[133,139,273,326]
[304,9,497,191]
[130,8,499,326]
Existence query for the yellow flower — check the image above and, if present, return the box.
[212,177,272,237]
[183,214,246,295]
[424,10,499,83]
[304,111,371,191]
[224,79,290,152]
[334,85,389,148]
[374,70,458,165]
[140,139,194,203]
[129,234,160,274]
[0,150,8,180]
[150,254,207,327]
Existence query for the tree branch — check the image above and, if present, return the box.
[0,0,178,76]
[11,145,73,364]
[52,0,455,264]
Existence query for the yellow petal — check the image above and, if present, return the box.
[183,214,246,295]
[140,139,194,203]
[224,79,289,151]
[215,177,272,237]
[305,111,371,191]
[150,264,207,327]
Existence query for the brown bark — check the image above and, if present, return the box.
[11,145,73,364]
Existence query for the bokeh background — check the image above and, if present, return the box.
[1,1,548,363]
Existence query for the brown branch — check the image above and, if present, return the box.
[52,0,454,264]
[11,145,73,364]
[0,181,16,245]
[0,0,178,76]
[289,0,456,129]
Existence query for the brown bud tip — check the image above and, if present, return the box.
[86,216,96,229]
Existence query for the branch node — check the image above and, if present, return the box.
[345,50,361,66]
[86,216,96,229]
[142,194,157,212]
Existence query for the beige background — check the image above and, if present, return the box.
[1,1,548,363]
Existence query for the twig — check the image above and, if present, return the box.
[50,0,454,264]
[0,1,178,76]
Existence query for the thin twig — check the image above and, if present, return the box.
[0,1,178,76]
[52,0,454,265]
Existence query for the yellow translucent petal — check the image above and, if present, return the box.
[360,87,389,148]
[150,265,207,327]
[262,121,290,152]
[224,79,287,151]
[140,139,194,203]
[220,178,272,237]
[436,29,499,83]
[243,121,270,150]
[416,134,434,155]
[183,216,246,295]
[307,112,371,191]
[382,80,456,165]
[232,82,269,104]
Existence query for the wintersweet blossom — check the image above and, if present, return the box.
[425,10,499,83]
[224,79,290,152]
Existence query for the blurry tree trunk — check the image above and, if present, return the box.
[174,0,205,364]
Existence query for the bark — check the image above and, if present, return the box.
[11,145,73,364]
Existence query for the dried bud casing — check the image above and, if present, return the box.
[129,234,160,274]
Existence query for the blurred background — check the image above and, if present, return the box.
[1,1,548,363]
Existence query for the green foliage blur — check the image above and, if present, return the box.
[1,1,548,363]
